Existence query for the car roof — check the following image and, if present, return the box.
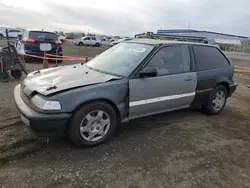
[126,38,217,47]
[26,29,56,34]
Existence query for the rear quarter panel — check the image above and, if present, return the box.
[193,65,234,106]
[190,44,235,106]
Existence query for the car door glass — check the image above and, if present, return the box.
[84,37,90,40]
[145,45,190,76]
[193,46,230,71]
[91,37,96,40]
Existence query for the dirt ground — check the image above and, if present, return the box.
[0,40,250,188]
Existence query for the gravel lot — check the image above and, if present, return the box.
[0,40,250,188]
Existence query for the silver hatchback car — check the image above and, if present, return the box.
[14,39,237,147]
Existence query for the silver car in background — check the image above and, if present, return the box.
[110,38,132,47]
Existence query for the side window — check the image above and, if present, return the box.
[91,37,96,40]
[84,37,90,40]
[193,46,230,71]
[145,45,191,76]
[8,30,13,32]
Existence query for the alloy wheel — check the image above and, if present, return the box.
[212,90,226,112]
[79,110,110,142]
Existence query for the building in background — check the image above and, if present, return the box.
[135,29,248,46]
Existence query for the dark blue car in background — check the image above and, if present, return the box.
[16,29,63,62]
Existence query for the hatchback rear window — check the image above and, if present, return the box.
[193,45,230,71]
[29,31,58,42]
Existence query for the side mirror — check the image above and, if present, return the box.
[139,67,158,77]
[17,34,23,40]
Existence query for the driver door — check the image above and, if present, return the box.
[83,37,90,45]
[129,45,197,119]
[8,30,14,37]
[90,37,96,45]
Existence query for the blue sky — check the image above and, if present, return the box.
[0,0,249,37]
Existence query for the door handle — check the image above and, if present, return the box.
[185,77,192,81]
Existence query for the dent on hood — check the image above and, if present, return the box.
[24,64,121,95]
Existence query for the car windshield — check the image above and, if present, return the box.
[29,31,58,42]
[85,42,154,77]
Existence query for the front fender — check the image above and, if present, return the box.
[51,79,129,120]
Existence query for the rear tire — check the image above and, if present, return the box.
[0,34,3,39]
[0,69,9,82]
[11,70,22,79]
[67,102,117,147]
[202,85,228,115]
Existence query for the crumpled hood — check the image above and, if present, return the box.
[23,64,120,96]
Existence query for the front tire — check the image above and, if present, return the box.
[67,101,117,147]
[95,43,100,47]
[79,42,83,46]
[0,34,3,39]
[202,85,228,115]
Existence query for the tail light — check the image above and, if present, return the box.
[55,41,62,47]
[24,39,35,44]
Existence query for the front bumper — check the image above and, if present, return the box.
[14,84,71,137]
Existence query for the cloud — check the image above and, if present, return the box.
[0,0,250,37]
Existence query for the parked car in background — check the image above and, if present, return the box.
[0,30,6,39]
[14,39,237,147]
[16,29,63,62]
[73,36,102,47]
[0,29,23,39]
[58,35,66,43]
[110,38,132,47]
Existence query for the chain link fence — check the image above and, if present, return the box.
[218,40,250,53]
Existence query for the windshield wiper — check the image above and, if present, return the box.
[85,65,123,77]
[107,78,122,82]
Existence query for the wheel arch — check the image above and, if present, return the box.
[216,77,230,95]
[217,82,229,95]
[72,98,121,122]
